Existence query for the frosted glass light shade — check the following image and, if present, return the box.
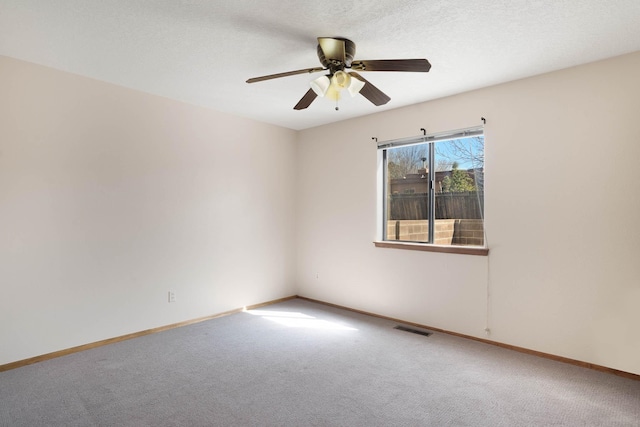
[310,75,331,96]
[310,71,364,101]
[347,77,365,97]
[326,85,341,101]
[331,71,350,88]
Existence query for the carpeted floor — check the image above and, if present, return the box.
[1,298,639,426]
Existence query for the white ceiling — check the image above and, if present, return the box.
[2,0,640,130]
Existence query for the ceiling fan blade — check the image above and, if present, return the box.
[293,89,318,110]
[247,67,325,83]
[349,72,391,106]
[351,59,431,72]
[318,37,346,63]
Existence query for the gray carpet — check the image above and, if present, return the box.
[1,298,639,426]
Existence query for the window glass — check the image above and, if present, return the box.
[383,134,484,247]
[386,145,430,241]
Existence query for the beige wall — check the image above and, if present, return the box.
[2,52,640,376]
[0,56,297,365]
[295,52,640,375]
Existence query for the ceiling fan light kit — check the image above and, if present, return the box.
[310,75,330,97]
[310,71,365,100]
[246,37,431,110]
[346,75,366,97]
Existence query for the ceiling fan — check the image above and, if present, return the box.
[246,37,431,110]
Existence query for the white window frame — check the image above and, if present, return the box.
[375,126,488,256]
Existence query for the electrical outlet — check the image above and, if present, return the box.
[168,291,176,303]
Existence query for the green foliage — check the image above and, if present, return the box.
[441,163,476,193]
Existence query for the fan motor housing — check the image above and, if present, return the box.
[317,37,356,71]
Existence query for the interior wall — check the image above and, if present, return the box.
[0,56,297,365]
[295,52,640,375]
[3,52,639,375]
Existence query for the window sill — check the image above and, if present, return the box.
[373,241,489,256]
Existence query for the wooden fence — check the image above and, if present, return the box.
[389,192,484,220]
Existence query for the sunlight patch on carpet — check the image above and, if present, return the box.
[244,309,358,331]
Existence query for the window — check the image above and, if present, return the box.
[379,127,485,248]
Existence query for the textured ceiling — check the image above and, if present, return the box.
[2,0,640,130]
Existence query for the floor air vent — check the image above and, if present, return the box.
[394,325,433,337]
